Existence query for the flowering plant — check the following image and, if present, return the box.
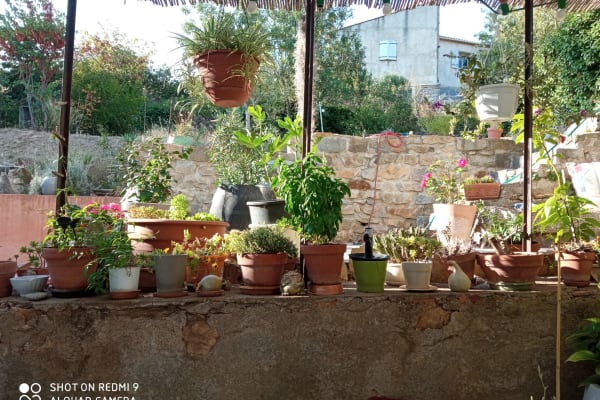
[421,158,468,204]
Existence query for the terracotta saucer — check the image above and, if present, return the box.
[197,289,224,297]
[109,290,140,300]
[563,280,591,288]
[239,285,280,295]
[154,291,188,298]
[309,283,343,295]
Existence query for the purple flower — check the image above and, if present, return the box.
[580,109,587,117]
[456,159,467,168]
[534,108,541,116]
[433,101,442,111]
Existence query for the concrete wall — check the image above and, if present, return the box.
[348,7,440,85]
[437,36,480,98]
[1,286,599,400]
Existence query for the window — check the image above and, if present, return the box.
[379,40,397,61]
[451,52,470,69]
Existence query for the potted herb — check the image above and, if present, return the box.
[513,107,600,287]
[273,148,351,295]
[17,240,45,276]
[373,226,441,291]
[430,226,476,284]
[224,225,297,295]
[127,194,229,251]
[174,10,272,108]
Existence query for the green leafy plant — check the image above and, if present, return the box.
[170,231,227,274]
[373,226,441,262]
[273,150,350,245]
[475,203,523,255]
[118,137,191,204]
[464,175,496,184]
[566,317,600,387]
[19,241,43,268]
[224,226,297,258]
[128,195,221,221]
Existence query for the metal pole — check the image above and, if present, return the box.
[55,0,77,214]
[302,0,315,157]
[523,0,533,253]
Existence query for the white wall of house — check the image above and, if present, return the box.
[347,7,479,100]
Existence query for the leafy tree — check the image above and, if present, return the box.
[0,0,65,129]
[540,10,600,117]
[71,31,149,135]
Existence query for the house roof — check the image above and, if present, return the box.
[140,0,600,13]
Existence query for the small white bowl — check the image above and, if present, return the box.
[10,275,49,295]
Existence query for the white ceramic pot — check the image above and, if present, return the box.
[401,261,433,290]
[385,262,405,286]
[475,83,519,123]
[108,266,141,292]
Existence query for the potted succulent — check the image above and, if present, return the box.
[170,231,228,292]
[513,107,600,287]
[127,194,229,251]
[475,203,544,291]
[273,148,351,295]
[463,174,502,201]
[224,225,298,295]
[374,226,441,291]
[566,317,600,399]
[17,240,46,276]
[430,225,476,284]
[174,10,272,108]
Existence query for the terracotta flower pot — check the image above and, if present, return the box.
[42,247,97,293]
[432,204,477,244]
[127,219,229,251]
[301,244,346,295]
[431,253,476,283]
[463,182,502,200]
[0,260,17,297]
[237,253,287,295]
[194,50,259,108]
[185,255,227,289]
[557,250,597,287]
[476,252,543,291]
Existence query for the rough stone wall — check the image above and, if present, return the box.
[1,287,598,400]
[171,133,591,242]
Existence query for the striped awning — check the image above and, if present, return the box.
[140,0,600,12]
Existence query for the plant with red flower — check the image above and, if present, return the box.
[421,158,469,204]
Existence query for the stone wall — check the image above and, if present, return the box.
[171,133,600,242]
[1,286,599,400]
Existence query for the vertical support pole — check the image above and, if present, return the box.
[55,0,77,214]
[302,0,315,157]
[523,0,533,253]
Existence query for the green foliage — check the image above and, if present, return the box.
[475,203,523,255]
[566,317,600,387]
[118,137,191,203]
[224,225,297,258]
[0,0,65,129]
[19,241,43,268]
[71,31,149,135]
[540,10,600,116]
[169,194,190,220]
[418,114,453,135]
[273,150,350,244]
[373,226,441,262]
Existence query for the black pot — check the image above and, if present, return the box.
[209,184,271,230]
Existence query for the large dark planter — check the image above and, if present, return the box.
[476,252,543,291]
[209,184,270,231]
[193,50,258,108]
[301,244,346,295]
[557,250,597,287]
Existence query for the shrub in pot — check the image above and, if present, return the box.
[225,225,298,295]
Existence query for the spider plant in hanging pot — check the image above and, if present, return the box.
[174,10,272,108]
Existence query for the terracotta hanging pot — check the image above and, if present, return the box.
[194,50,259,108]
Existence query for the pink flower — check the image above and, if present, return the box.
[456,159,467,168]
[420,173,432,188]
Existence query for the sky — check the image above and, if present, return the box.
[2,0,488,68]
